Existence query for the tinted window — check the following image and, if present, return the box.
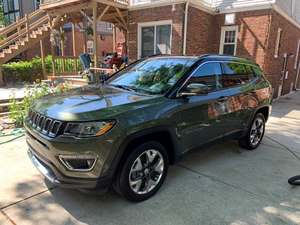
[221,62,254,88]
[185,62,222,92]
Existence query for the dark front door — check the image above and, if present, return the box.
[176,62,229,151]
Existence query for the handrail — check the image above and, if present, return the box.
[0,9,45,37]
[0,16,49,49]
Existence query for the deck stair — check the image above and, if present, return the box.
[0,9,65,64]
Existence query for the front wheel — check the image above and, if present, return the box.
[239,113,266,150]
[113,141,169,202]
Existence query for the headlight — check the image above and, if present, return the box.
[64,121,115,138]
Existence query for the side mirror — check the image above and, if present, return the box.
[178,83,209,97]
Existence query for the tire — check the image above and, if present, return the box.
[113,141,169,202]
[239,113,266,150]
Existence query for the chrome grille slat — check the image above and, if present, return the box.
[27,110,63,137]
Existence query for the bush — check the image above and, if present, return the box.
[9,82,71,126]
[1,56,53,84]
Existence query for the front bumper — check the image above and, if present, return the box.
[28,148,112,189]
[24,120,122,190]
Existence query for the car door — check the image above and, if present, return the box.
[175,62,229,151]
[218,62,257,136]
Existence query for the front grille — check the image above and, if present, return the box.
[27,110,64,137]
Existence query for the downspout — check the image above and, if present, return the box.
[183,1,189,55]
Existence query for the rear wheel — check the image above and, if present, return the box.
[239,113,265,150]
[113,141,169,202]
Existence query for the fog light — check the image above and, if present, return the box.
[58,155,97,172]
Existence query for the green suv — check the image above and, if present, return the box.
[25,55,272,201]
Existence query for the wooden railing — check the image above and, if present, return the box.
[0,9,48,51]
[41,0,129,6]
[53,56,82,75]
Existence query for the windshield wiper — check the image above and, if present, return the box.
[109,84,137,92]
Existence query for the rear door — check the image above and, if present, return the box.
[218,62,257,136]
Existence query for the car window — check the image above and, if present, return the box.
[185,62,222,92]
[221,62,254,88]
[108,58,197,95]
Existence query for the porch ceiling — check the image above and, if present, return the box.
[41,0,128,30]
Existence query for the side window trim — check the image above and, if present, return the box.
[176,60,262,96]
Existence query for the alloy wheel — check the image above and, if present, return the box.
[249,117,264,146]
[129,149,164,195]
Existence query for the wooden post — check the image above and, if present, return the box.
[60,27,65,57]
[72,23,77,57]
[25,14,29,39]
[40,39,46,79]
[60,27,65,73]
[49,15,56,77]
[113,24,116,52]
[0,67,4,87]
[93,4,98,67]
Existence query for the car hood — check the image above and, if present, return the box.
[32,85,162,121]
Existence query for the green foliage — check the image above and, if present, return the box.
[0,2,4,26]
[8,82,71,126]
[1,56,82,84]
[1,56,51,83]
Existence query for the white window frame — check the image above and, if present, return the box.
[294,39,300,70]
[219,25,238,56]
[274,28,282,58]
[138,20,172,59]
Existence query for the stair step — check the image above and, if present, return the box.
[29,33,37,38]
[3,48,12,54]
[9,45,18,50]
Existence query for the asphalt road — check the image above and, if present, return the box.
[1,92,300,225]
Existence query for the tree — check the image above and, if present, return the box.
[0,1,4,26]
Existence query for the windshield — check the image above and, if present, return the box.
[108,57,196,95]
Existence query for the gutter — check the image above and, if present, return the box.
[183,1,189,55]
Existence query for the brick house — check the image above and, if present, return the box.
[127,0,300,98]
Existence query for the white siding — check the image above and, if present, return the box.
[213,0,275,11]
[276,0,300,25]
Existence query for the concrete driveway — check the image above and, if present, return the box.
[1,92,300,225]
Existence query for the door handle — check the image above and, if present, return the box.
[217,96,229,102]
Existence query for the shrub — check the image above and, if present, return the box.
[1,56,54,84]
[8,81,71,126]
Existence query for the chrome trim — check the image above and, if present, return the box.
[27,149,59,184]
[58,155,98,172]
[176,60,258,98]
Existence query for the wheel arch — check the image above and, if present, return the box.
[111,126,180,179]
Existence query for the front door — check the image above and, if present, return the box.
[176,62,229,151]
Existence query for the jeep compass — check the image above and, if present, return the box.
[25,55,272,201]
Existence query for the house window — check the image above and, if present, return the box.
[87,40,94,55]
[274,28,282,58]
[219,26,238,56]
[3,0,20,24]
[138,21,172,58]
[294,39,300,70]
[35,0,41,10]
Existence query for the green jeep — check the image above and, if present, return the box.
[25,55,272,202]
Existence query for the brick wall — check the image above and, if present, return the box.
[186,6,215,55]
[264,10,300,96]
[128,4,185,61]
[214,9,300,97]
